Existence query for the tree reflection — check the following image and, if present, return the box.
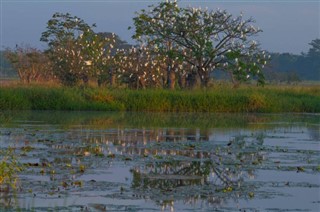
[0,192,17,209]
[129,133,265,208]
[0,122,277,210]
[42,126,265,209]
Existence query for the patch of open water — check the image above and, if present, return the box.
[0,111,319,211]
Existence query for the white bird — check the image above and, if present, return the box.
[85,60,92,66]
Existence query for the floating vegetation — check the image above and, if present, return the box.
[0,148,25,192]
[0,112,319,211]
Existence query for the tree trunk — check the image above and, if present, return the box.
[139,77,146,89]
[200,75,210,88]
[18,69,25,83]
[197,66,210,88]
[166,64,175,90]
[230,72,240,88]
[186,72,197,89]
[82,75,89,86]
[26,68,31,84]
[178,74,186,89]
[167,69,175,90]
[97,78,102,87]
[109,68,116,87]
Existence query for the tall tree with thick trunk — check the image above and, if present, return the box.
[132,1,268,87]
[132,1,182,89]
[40,12,115,86]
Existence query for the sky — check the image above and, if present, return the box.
[0,0,319,54]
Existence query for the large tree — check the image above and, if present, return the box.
[40,12,115,86]
[131,2,182,89]
[132,1,268,87]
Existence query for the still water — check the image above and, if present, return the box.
[0,111,319,211]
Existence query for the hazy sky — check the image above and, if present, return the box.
[1,0,319,54]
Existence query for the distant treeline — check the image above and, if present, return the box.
[0,4,319,86]
[1,38,319,82]
[265,42,320,82]
[0,51,17,78]
[216,39,319,83]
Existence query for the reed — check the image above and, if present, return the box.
[0,85,319,113]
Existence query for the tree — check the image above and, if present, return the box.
[131,2,183,89]
[4,45,53,83]
[96,32,132,87]
[40,12,94,85]
[266,39,320,82]
[0,51,17,78]
[79,31,117,85]
[307,38,320,58]
[132,1,269,87]
[306,39,320,77]
[114,46,166,89]
[40,12,116,86]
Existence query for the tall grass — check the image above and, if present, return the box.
[0,85,319,113]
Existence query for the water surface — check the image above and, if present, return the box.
[0,111,319,211]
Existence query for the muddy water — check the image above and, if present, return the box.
[0,111,319,211]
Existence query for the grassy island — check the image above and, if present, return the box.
[0,84,319,113]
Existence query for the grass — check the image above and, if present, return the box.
[0,84,319,113]
[0,148,24,192]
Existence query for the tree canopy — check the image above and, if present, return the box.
[132,1,269,87]
[308,38,320,58]
[40,12,116,86]
[265,38,320,82]
[5,4,317,87]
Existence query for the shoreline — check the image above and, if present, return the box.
[0,85,319,113]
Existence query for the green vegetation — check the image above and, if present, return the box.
[266,39,320,82]
[3,2,269,88]
[2,2,319,89]
[0,85,319,113]
[0,51,18,79]
[131,1,267,88]
[1,110,318,131]
[0,148,24,192]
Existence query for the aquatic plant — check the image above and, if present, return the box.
[0,148,24,192]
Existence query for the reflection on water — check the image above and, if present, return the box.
[0,111,319,211]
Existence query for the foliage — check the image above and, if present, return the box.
[3,8,317,88]
[40,12,95,48]
[0,51,17,78]
[0,148,24,192]
[3,9,316,88]
[307,38,320,58]
[4,45,53,83]
[0,85,319,113]
[266,38,320,81]
[40,12,116,86]
[114,46,166,89]
[95,32,132,87]
[132,1,269,87]
[304,38,320,80]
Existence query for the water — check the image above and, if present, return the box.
[0,111,319,211]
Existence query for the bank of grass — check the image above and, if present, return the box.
[0,85,319,113]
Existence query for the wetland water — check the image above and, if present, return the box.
[0,111,319,211]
